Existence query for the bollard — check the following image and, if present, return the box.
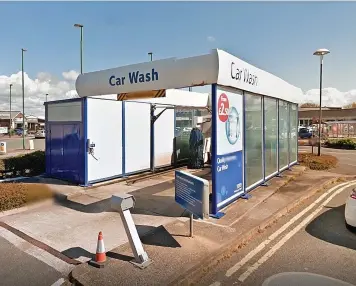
[29,139,34,150]
[0,142,6,154]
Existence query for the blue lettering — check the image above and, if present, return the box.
[109,75,115,86]
[129,71,139,84]
[152,68,158,81]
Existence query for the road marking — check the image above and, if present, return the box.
[0,227,74,275]
[238,181,356,283]
[225,180,356,277]
[51,278,65,286]
[209,282,221,286]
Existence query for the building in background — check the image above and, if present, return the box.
[299,106,356,138]
[0,111,45,132]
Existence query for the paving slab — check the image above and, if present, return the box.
[69,165,350,286]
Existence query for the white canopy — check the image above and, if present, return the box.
[76,49,303,104]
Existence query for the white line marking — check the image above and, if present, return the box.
[237,181,356,282]
[209,282,221,286]
[51,278,65,286]
[225,180,355,277]
[0,228,74,275]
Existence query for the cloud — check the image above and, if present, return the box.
[0,70,79,117]
[62,70,79,81]
[301,87,356,107]
[207,36,215,42]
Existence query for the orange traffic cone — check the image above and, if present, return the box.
[89,231,106,268]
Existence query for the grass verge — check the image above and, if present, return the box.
[298,153,338,170]
[0,183,53,212]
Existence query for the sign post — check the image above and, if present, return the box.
[175,170,209,237]
[211,85,244,216]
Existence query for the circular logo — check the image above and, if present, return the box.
[225,107,240,145]
[218,93,229,122]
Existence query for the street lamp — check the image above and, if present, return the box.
[21,48,27,150]
[9,84,12,138]
[148,52,153,62]
[313,48,330,156]
[74,23,84,74]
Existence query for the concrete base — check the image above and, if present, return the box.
[130,258,153,269]
[88,259,106,269]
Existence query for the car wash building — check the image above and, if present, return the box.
[45,49,302,215]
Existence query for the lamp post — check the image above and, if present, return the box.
[9,84,12,138]
[74,23,84,74]
[21,48,27,150]
[313,48,330,156]
[148,52,153,62]
[46,93,48,102]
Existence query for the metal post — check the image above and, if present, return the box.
[190,213,193,237]
[21,48,26,150]
[46,93,48,102]
[80,26,83,74]
[318,55,323,156]
[9,84,12,138]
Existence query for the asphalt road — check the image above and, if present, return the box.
[0,136,45,151]
[0,236,65,286]
[198,181,356,286]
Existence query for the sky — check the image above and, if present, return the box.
[1,1,356,116]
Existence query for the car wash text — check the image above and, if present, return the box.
[109,68,159,86]
[231,62,258,87]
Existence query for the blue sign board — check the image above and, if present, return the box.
[212,85,244,214]
[175,170,205,219]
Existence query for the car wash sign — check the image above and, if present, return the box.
[212,86,244,213]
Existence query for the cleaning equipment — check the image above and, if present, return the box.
[188,127,204,169]
[89,231,107,268]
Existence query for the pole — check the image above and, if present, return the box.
[318,55,323,156]
[9,84,12,138]
[190,213,193,238]
[80,26,83,74]
[46,93,48,102]
[22,49,26,150]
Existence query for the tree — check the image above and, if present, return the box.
[300,103,320,108]
[343,102,356,109]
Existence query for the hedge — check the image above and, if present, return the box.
[0,151,45,178]
[0,183,53,212]
[298,153,338,170]
[324,139,356,150]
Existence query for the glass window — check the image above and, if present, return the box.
[245,93,263,188]
[289,104,298,163]
[279,100,289,169]
[264,98,278,177]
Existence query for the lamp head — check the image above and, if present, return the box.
[313,48,330,56]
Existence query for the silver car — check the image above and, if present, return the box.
[35,129,45,139]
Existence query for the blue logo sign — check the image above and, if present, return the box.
[225,107,241,145]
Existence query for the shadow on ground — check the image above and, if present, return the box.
[53,169,212,218]
[61,226,180,262]
[305,204,356,251]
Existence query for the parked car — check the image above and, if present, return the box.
[298,127,313,139]
[345,188,356,230]
[35,129,45,139]
[15,128,28,136]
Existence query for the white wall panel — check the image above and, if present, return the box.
[87,98,122,182]
[48,101,82,122]
[124,102,151,173]
[154,107,174,167]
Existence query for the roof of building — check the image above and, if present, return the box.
[0,111,21,119]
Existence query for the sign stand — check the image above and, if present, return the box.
[190,213,193,238]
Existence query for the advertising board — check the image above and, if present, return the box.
[212,85,244,214]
